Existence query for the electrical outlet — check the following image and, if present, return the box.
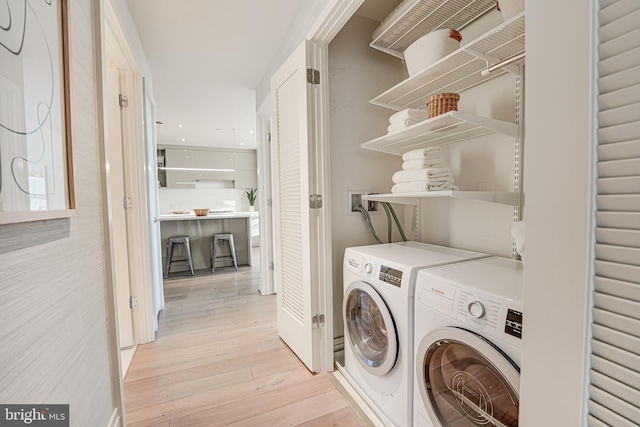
[350,191,364,213]
[348,190,378,214]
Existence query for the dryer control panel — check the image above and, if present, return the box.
[417,277,523,346]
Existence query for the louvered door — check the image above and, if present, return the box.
[588,0,640,425]
[271,40,321,372]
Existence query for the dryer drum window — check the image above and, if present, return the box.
[344,286,398,375]
[423,340,519,427]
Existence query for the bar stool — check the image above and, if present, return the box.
[211,233,238,272]
[164,235,195,278]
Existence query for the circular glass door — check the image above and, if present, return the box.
[343,281,398,376]
[416,327,520,427]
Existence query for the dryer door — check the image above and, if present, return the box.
[343,281,398,376]
[416,327,519,427]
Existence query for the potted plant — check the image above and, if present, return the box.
[245,188,257,211]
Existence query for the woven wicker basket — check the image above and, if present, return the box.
[193,208,209,216]
[425,92,460,118]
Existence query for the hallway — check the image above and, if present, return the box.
[123,250,370,426]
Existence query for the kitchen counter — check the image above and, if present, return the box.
[159,212,253,274]
[159,212,252,221]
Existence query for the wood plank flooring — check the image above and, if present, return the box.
[124,250,370,426]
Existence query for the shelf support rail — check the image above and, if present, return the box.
[480,51,525,76]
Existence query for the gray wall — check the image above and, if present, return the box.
[0,1,119,425]
[328,14,406,339]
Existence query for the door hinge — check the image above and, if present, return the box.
[309,194,323,209]
[312,314,325,329]
[267,198,273,207]
[307,68,320,85]
[129,295,138,309]
[123,197,133,210]
[268,132,271,142]
[269,262,275,270]
[119,94,128,108]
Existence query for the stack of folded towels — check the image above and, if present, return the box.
[391,147,459,193]
[387,108,429,134]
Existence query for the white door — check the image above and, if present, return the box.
[106,68,134,348]
[142,80,164,330]
[271,40,324,372]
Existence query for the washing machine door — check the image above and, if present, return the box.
[343,281,398,376]
[416,327,520,427]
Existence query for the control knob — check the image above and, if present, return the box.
[364,263,373,274]
[468,301,486,319]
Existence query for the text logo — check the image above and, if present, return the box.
[0,405,68,427]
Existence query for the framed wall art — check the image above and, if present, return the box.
[0,0,75,225]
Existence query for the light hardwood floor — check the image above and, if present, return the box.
[124,249,371,426]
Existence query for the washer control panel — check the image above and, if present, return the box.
[379,265,403,287]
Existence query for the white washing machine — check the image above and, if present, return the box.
[413,257,524,427]
[342,242,489,427]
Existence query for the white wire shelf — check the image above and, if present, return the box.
[361,110,517,156]
[363,191,519,206]
[370,0,497,58]
[371,12,525,111]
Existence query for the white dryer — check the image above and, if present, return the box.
[413,257,524,427]
[343,242,488,427]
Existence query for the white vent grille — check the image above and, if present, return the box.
[276,78,305,324]
[371,0,496,57]
[588,1,640,426]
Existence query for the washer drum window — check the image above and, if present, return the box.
[343,281,398,376]
[416,327,520,427]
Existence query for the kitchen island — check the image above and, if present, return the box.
[159,212,252,274]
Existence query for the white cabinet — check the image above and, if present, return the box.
[249,212,259,246]
[234,152,258,189]
[194,150,235,182]
[163,147,238,187]
[165,148,196,188]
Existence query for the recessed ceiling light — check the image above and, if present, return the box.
[249,130,254,134]
[181,138,186,141]
[240,142,244,145]
[178,124,183,128]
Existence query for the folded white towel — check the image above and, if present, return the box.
[389,108,428,123]
[391,181,459,194]
[402,147,442,161]
[392,168,453,184]
[427,181,459,191]
[391,181,430,193]
[510,220,526,257]
[387,123,406,133]
[402,159,444,170]
[387,118,424,129]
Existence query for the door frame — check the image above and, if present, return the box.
[305,0,366,372]
[103,0,158,346]
[256,99,275,296]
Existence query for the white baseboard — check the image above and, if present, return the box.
[333,365,389,427]
[107,408,120,427]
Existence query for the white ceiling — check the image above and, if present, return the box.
[125,0,399,150]
[126,0,306,149]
